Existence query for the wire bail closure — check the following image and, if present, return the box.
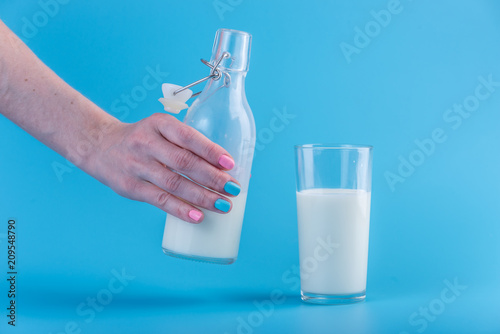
[173,52,230,98]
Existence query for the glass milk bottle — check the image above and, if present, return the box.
[162,29,255,264]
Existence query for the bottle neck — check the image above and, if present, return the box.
[210,29,251,72]
[195,29,251,108]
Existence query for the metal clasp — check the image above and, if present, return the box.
[173,52,230,98]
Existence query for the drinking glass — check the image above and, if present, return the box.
[295,144,373,304]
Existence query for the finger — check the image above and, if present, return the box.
[132,181,205,223]
[155,114,236,170]
[143,163,233,213]
[150,139,241,197]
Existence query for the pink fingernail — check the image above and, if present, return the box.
[188,210,202,222]
[218,154,235,170]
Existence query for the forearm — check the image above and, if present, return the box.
[0,20,119,172]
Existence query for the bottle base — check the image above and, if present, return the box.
[162,247,236,265]
[301,290,366,305]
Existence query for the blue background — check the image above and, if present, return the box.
[1,0,499,333]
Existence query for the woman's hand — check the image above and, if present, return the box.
[0,20,239,223]
[89,113,240,223]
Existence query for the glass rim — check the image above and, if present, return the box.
[294,143,373,150]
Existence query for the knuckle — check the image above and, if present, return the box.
[176,125,196,144]
[193,190,212,208]
[164,173,184,193]
[149,112,168,124]
[157,112,175,122]
[210,169,227,190]
[150,112,163,121]
[124,158,141,175]
[156,191,172,208]
[120,178,139,197]
[154,113,177,131]
[172,205,184,218]
[205,143,220,160]
[173,149,196,171]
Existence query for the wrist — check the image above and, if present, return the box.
[66,98,123,176]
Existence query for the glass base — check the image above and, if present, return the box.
[301,290,366,305]
[162,247,235,265]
